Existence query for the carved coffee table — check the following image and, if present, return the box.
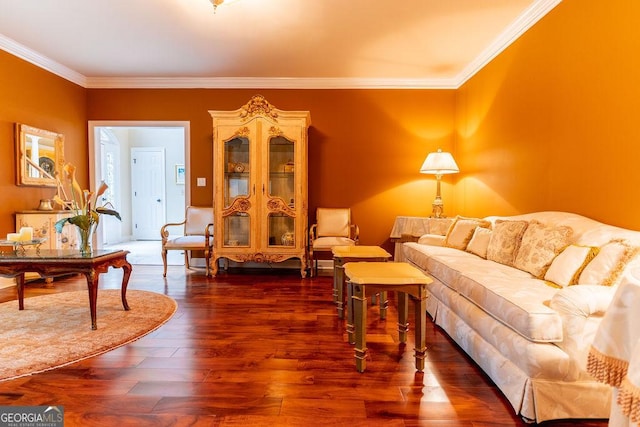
[0,249,132,330]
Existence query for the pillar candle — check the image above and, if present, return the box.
[7,233,21,242]
[19,227,34,241]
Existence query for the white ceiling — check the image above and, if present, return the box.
[0,0,560,89]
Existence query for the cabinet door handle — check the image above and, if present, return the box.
[262,184,265,194]
[252,184,255,195]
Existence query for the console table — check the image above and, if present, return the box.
[0,249,132,330]
[389,216,431,260]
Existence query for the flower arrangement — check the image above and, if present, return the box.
[53,163,121,253]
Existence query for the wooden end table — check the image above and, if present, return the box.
[0,249,132,330]
[332,245,391,319]
[344,262,432,373]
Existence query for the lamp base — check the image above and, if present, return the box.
[431,198,444,218]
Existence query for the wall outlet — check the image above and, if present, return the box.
[197,177,206,187]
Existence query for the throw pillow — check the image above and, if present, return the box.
[513,220,573,278]
[443,216,491,250]
[466,226,492,258]
[578,240,640,286]
[486,220,529,266]
[544,244,599,287]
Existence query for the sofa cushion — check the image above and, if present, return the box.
[466,226,492,258]
[579,240,640,286]
[444,216,491,250]
[513,221,573,278]
[544,245,599,288]
[455,270,563,342]
[486,220,529,266]
[403,241,563,342]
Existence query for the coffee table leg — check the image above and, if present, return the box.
[120,260,132,311]
[353,283,367,373]
[346,280,355,344]
[334,258,345,318]
[85,270,99,330]
[379,291,388,320]
[414,285,428,372]
[17,273,25,310]
[397,291,409,343]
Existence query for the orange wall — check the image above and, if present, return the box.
[8,0,636,247]
[0,50,87,234]
[86,89,456,249]
[455,0,640,230]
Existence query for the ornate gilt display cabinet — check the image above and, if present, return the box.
[209,96,311,277]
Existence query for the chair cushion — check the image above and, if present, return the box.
[316,208,350,237]
[164,235,209,249]
[312,236,356,250]
[184,207,213,236]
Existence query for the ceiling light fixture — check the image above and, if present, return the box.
[209,0,240,13]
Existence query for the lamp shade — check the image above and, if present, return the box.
[420,149,459,175]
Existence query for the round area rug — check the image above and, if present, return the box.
[0,289,177,382]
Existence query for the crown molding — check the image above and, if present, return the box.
[454,0,561,87]
[84,76,459,89]
[0,0,560,90]
[0,34,86,87]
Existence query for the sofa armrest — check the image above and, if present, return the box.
[417,234,446,246]
[550,285,617,371]
[550,285,616,318]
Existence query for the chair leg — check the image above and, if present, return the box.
[184,251,190,269]
[162,249,168,277]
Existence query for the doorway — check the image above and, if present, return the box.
[89,121,190,257]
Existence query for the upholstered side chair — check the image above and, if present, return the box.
[161,206,214,277]
[308,207,359,277]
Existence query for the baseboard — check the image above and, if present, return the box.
[317,260,334,271]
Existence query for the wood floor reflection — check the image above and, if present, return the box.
[0,266,608,426]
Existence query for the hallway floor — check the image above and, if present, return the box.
[104,240,185,266]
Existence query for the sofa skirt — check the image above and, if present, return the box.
[426,287,612,422]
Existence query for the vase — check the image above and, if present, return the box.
[76,225,94,255]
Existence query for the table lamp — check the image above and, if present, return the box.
[420,148,459,218]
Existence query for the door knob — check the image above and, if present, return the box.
[157,199,161,202]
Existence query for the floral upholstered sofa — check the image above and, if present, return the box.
[398,211,640,423]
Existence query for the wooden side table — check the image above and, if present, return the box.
[344,262,432,373]
[332,245,392,319]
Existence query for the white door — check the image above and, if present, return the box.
[100,140,121,245]
[131,147,166,240]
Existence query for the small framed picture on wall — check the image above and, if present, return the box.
[175,164,185,185]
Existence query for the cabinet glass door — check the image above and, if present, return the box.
[223,137,250,247]
[267,136,295,247]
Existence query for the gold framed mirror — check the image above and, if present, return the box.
[15,123,64,187]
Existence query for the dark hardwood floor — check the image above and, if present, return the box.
[0,265,609,426]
